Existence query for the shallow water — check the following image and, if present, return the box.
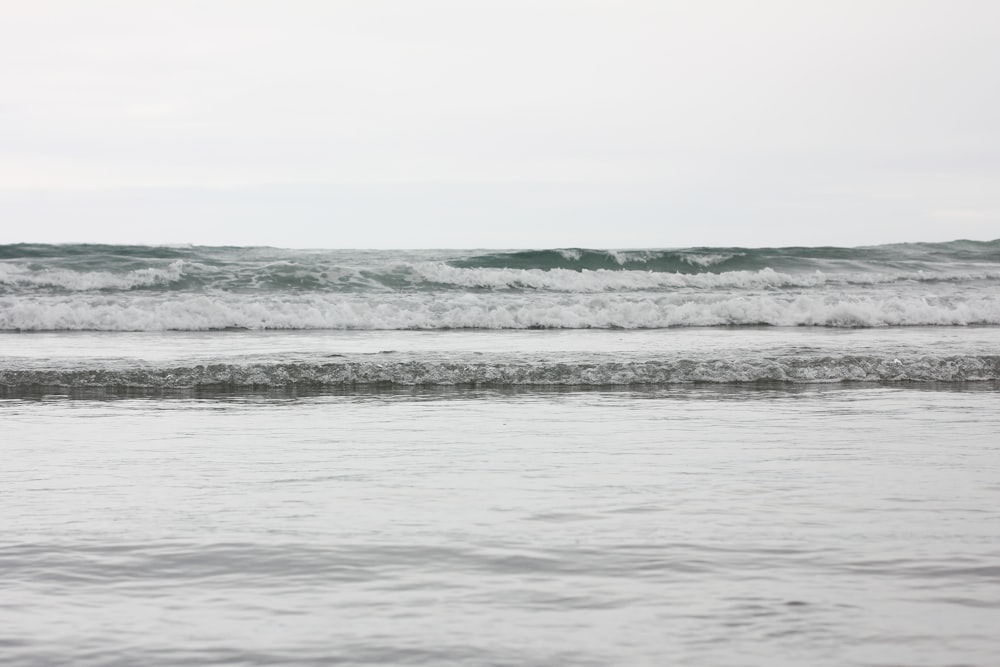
[3,385,999,666]
[2,328,999,391]
[3,242,999,664]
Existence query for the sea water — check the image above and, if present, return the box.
[2,242,999,666]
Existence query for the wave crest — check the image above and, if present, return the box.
[0,260,187,291]
[2,293,999,330]
[411,263,1000,291]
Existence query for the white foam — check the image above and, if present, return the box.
[0,260,187,290]
[556,249,582,261]
[3,292,999,331]
[605,250,666,265]
[679,252,742,267]
[2,355,997,387]
[410,263,1000,292]
[4,257,999,295]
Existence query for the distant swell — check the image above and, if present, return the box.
[450,248,757,272]
[2,356,998,388]
[450,240,1000,272]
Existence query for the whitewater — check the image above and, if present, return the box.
[3,241,1000,392]
[2,242,1000,333]
[2,241,999,390]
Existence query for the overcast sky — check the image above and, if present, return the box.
[1,0,998,248]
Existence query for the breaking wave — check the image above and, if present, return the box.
[2,293,999,331]
[2,241,999,295]
[0,260,188,290]
[410,264,1000,291]
[6,260,1000,294]
[450,240,1000,272]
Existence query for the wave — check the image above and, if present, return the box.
[2,356,997,388]
[2,293,999,330]
[0,260,188,290]
[4,258,999,295]
[451,248,760,272]
[411,264,1000,292]
[0,256,388,294]
[451,239,1000,272]
[1,241,998,298]
[0,243,201,261]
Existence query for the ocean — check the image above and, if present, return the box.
[2,241,999,666]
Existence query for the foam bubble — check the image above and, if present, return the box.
[556,249,582,261]
[0,260,187,290]
[409,263,1000,292]
[679,252,743,267]
[2,292,999,331]
[2,355,997,388]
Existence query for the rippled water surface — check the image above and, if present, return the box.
[3,385,999,666]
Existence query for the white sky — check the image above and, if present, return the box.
[1,0,998,248]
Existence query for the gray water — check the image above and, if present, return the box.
[3,242,1000,665]
[3,241,1000,331]
[3,383,999,666]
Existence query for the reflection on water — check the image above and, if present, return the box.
[4,379,1000,403]
[2,387,1000,666]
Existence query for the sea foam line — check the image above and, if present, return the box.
[2,293,999,330]
[2,356,998,388]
